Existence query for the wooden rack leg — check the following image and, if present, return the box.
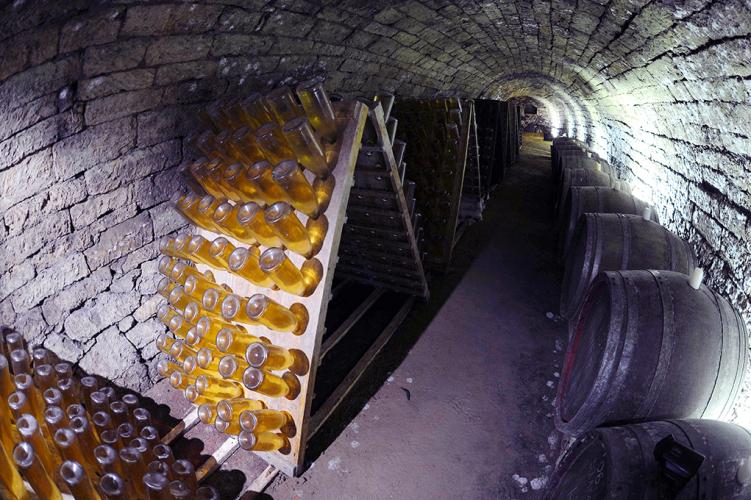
[245,465,280,495]
[309,297,415,437]
[161,408,201,445]
[320,288,386,361]
[196,437,240,483]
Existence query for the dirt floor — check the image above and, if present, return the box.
[261,133,568,499]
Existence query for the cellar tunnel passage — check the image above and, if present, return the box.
[0,0,751,476]
[0,0,750,437]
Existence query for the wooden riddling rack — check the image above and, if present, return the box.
[157,87,371,479]
[474,99,521,190]
[197,102,366,477]
[391,98,471,271]
[337,95,430,298]
[458,100,484,227]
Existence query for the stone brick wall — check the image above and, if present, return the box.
[1,1,750,408]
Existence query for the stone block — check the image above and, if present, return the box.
[111,269,140,293]
[218,56,278,78]
[133,294,160,323]
[144,35,213,66]
[64,291,140,343]
[373,7,402,25]
[308,20,352,44]
[44,333,84,363]
[0,210,71,275]
[111,240,159,275]
[59,7,124,54]
[0,56,81,111]
[150,201,187,238]
[84,212,153,269]
[161,78,229,105]
[84,88,164,126]
[216,7,263,32]
[155,60,218,85]
[122,4,223,36]
[115,360,150,393]
[78,325,140,380]
[125,317,161,349]
[0,147,56,211]
[86,139,181,196]
[0,261,35,302]
[0,113,56,172]
[53,117,136,182]
[41,266,112,325]
[0,300,15,326]
[1,94,57,142]
[83,39,149,77]
[13,307,47,347]
[136,105,199,146]
[11,252,89,312]
[118,315,135,332]
[262,11,315,37]
[70,185,134,230]
[133,169,181,210]
[211,34,274,57]
[78,69,156,101]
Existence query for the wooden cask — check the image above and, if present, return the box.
[556,270,747,437]
[561,214,694,320]
[556,168,613,216]
[557,186,658,258]
[546,419,751,499]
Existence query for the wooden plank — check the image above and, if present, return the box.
[308,297,416,437]
[161,407,201,445]
[319,288,385,360]
[338,245,417,269]
[196,437,239,482]
[335,274,427,297]
[193,100,369,477]
[246,465,279,494]
[343,223,408,242]
[336,263,426,288]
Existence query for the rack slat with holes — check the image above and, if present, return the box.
[337,100,429,298]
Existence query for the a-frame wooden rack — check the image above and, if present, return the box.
[188,99,367,477]
[459,100,483,225]
[159,92,425,484]
[337,99,430,298]
[392,97,471,270]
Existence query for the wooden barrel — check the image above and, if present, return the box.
[557,186,658,257]
[551,143,585,180]
[556,168,613,216]
[557,155,606,186]
[560,214,695,319]
[545,419,751,499]
[556,270,747,437]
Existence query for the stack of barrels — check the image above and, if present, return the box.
[546,137,750,499]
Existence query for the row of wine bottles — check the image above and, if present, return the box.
[154,81,344,457]
[0,332,218,499]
